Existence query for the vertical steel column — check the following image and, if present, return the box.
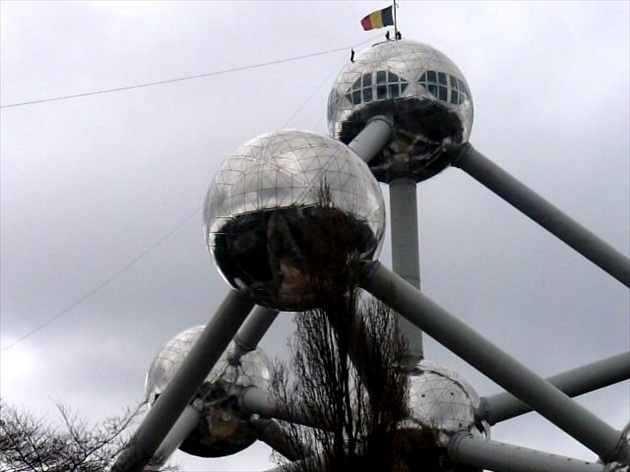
[361,262,625,462]
[347,115,424,365]
[448,434,606,472]
[449,143,630,287]
[111,289,255,472]
[346,115,420,378]
[483,351,630,424]
[389,176,424,367]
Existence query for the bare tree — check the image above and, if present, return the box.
[273,297,412,472]
[270,185,411,472]
[0,401,179,472]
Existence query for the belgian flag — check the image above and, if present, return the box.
[360,5,394,31]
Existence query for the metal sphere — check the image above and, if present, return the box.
[602,422,630,471]
[204,129,386,311]
[327,40,473,183]
[145,326,273,457]
[404,360,489,448]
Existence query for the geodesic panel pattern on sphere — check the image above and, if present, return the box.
[406,360,489,447]
[205,130,385,238]
[327,40,474,183]
[144,325,273,457]
[144,326,272,405]
[204,130,386,310]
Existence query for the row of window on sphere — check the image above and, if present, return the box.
[345,69,470,107]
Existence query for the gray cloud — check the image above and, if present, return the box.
[1,1,628,470]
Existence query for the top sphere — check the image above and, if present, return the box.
[204,130,385,311]
[327,40,473,183]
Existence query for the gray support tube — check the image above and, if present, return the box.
[239,387,318,429]
[448,434,605,472]
[360,261,625,462]
[144,405,201,471]
[389,176,424,367]
[252,419,314,462]
[231,305,279,362]
[111,290,255,472]
[389,178,421,290]
[448,143,630,287]
[483,351,630,424]
[347,115,395,163]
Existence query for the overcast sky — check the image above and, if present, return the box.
[1,1,628,471]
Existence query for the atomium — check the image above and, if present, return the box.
[145,326,273,457]
[109,25,629,471]
[327,40,473,183]
[204,129,386,311]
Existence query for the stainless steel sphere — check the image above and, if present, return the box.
[602,422,630,471]
[404,360,489,447]
[204,130,386,311]
[327,40,473,183]
[145,326,273,457]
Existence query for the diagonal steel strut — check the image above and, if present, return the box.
[110,289,254,472]
[448,143,630,287]
[361,261,627,463]
[482,351,630,425]
[448,433,606,472]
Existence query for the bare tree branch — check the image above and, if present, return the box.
[269,184,411,472]
[0,400,180,472]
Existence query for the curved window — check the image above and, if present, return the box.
[345,70,409,106]
[419,71,469,105]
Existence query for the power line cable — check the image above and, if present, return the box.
[1,35,381,351]
[0,204,203,353]
[0,36,379,109]
[280,54,348,130]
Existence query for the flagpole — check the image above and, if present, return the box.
[393,0,399,41]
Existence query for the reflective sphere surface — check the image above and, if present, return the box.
[204,130,386,311]
[602,422,630,471]
[327,40,473,183]
[145,326,273,457]
[404,360,489,447]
